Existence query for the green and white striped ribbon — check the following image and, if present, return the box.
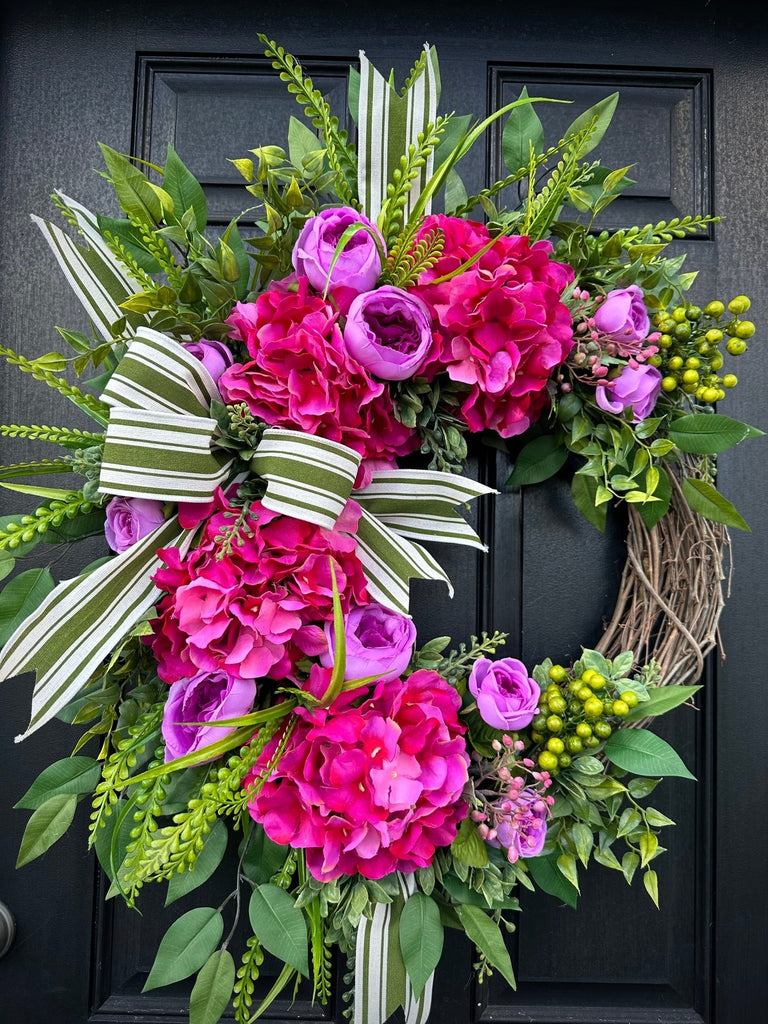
[357,44,440,223]
[98,327,232,502]
[354,873,433,1024]
[0,516,190,742]
[33,196,146,341]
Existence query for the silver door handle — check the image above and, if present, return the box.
[0,901,16,958]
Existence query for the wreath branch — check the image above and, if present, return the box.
[596,454,731,726]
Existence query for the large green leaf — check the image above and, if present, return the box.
[453,904,516,990]
[669,413,764,454]
[399,893,444,999]
[451,815,489,867]
[682,478,750,531]
[163,144,207,231]
[0,567,55,647]
[165,819,229,906]
[526,852,579,908]
[99,143,162,226]
[0,550,13,582]
[624,684,702,723]
[562,93,619,158]
[249,884,309,977]
[507,433,568,487]
[190,950,235,1024]
[571,473,607,533]
[143,907,224,992]
[502,86,545,173]
[14,756,101,810]
[16,793,78,867]
[604,727,696,779]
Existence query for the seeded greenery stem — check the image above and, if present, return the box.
[0,344,110,425]
[0,493,96,550]
[0,424,104,447]
[233,934,265,1023]
[380,117,449,247]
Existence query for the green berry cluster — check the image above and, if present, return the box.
[530,664,640,774]
[650,295,754,403]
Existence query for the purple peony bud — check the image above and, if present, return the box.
[468,657,540,731]
[104,496,166,553]
[293,207,384,295]
[596,363,663,422]
[162,669,257,763]
[343,286,433,380]
[594,285,650,343]
[182,338,235,384]
[320,601,417,684]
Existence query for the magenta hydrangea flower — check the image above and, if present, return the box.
[161,669,257,763]
[245,667,470,882]
[468,657,540,731]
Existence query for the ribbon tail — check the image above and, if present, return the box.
[0,517,190,741]
[354,873,433,1024]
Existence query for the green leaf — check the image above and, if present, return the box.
[190,949,235,1024]
[571,473,607,532]
[249,884,309,977]
[0,567,55,647]
[400,893,444,999]
[507,433,568,486]
[556,852,581,892]
[622,850,640,884]
[502,86,544,173]
[636,463,671,531]
[682,478,750,531]
[16,793,78,867]
[669,413,764,454]
[643,868,660,907]
[164,144,207,231]
[99,143,162,226]
[562,93,619,158]
[604,728,696,779]
[14,756,101,810]
[451,815,489,867]
[288,115,323,169]
[0,482,79,500]
[143,907,224,992]
[570,822,594,868]
[166,819,229,905]
[453,904,516,990]
[526,852,578,908]
[623,684,701,722]
[241,824,290,885]
[0,550,14,582]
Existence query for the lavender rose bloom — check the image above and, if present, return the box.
[105,496,166,553]
[468,657,540,731]
[162,669,257,763]
[489,790,548,862]
[596,363,663,422]
[320,602,417,683]
[293,206,383,294]
[182,338,235,384]
[594,285,650,342]
[343,286,433,380]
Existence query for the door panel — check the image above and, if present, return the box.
[1,4,766,1023]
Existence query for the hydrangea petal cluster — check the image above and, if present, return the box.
[410,214,575,437]
[150,496,368,683]
[162,669,257,763]
[246,667,470,881]
[219,281,417,461]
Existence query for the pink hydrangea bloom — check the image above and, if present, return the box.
[409,215,575,437]
[149,495,368,683]
[245,667,470,882]
[219,280,417,462]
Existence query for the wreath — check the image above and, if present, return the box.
[0,36,762,1024]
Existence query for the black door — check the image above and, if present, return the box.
[1,3,767,1023]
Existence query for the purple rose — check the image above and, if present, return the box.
[162,669,257,763]
[320,602,417,684]
[468,657,540,731]
[293,206,384,294]
[489,789,548,862]
[594,285,650,342]
[596,363,663,422]
[104,496,166,553]
[343,286,433,380]
[182,338,235,384]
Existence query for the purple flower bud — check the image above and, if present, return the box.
[293,207,384,295]
[182,338,235,384]
[490,788,548,862]
[320,601,417,684]
[162,669,257,763]
[468,657,540,731]
[104,496,166,553]
[595,363,663,422]
[343,286,433,380]
[594,285,650,342]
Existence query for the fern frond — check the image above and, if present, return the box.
[259,35,358,207]
[0,344,110,425]
[387,224,445,288]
